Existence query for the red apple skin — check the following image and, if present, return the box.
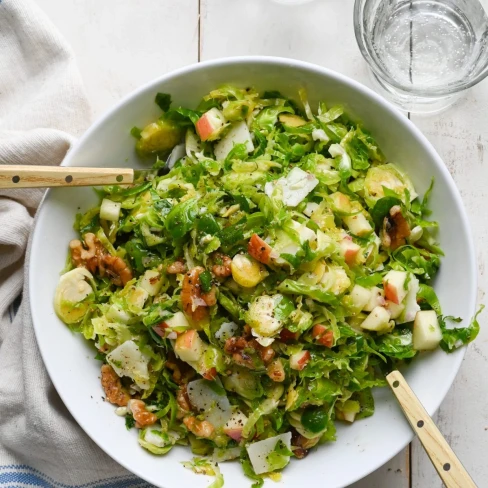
[340,239,360,265]
[224,427,243,442]
[317,331,334,348]
[312,324,334,348]
[384,281,401,304]
[312,324,327,338]
[280,328,299,342]
[176,329,197,348]
[382,271,408,305]
[196,115,214,141]
[195,109,225,141]
[224,412,247,442]
[153,320,184,338]
[202,367,217,381]
[174,329,203,362]
[152,323,167,337]
[290,351,311,371]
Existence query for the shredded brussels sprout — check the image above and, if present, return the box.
[55,86,480,486]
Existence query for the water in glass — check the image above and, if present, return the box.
[355,0,488,112]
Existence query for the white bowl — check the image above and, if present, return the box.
[30,57,476,488]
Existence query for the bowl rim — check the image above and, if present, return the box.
[29,55,477,487]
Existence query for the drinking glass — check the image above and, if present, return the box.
[354,0,488,113]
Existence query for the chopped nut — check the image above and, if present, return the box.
[181,267,210,322]
[69,233,132,286]
[127,399,157,428]
[183,416,215,438]
[167,260,187,274]
[70,233,104,274]
[101,364,130,407]
[212,253,232,278]
[267,359,285,382]
[176,385,192,417]
[103,255,133,286]
[381,205,411,250]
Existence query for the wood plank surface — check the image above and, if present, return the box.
[35,0,199,118]
[410,86,488,488]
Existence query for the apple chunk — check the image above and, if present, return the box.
[363,286,385,312]
[383,270,408,304]
[360,306,392,332]
[164,311,190,329]
[343,213,373,237]
[174,330,204,362]
[350,285,372,311]
[413,310,442,350]
[330,192,352,212]
[385,300,405,319]
[224,410,248,442]
[195,108,226,141]
[139,269,163,297]
[289,350,311,371]
[340,238,361,265]
[214,120,254,160]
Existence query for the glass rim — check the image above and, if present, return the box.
[353,0,488,97]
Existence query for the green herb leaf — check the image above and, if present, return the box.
[130,126,142,139]
[200,270,212,293]
[274,295,295,321]
[417,284,442,314]
[217,224,244,246]
[197,214,221,235]
[155,92,172,112]
[370,196,402,228]
[125,415,135,430]
[439,306,483,352]
[164,107,201,126]
[355,273,384,287]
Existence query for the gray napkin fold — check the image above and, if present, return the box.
[0,1,150,486]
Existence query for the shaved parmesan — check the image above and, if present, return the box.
[107,340,150,389]
[265,167,318,207]
[215,321,239,343]
[247,432,292,475]
[187,379,232,428]
[214,121,254,160]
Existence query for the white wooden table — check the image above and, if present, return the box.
[34,0,488,486]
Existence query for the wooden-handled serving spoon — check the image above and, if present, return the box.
[0,144,185,189]
[0,165,148,188]
[387,371,477,488]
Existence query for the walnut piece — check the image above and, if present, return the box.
[101,364,130,407]
[183,416,215,438]
[69,233,132,286]
[128,399,157,428]
[381,205,411,250]
[212,253,232,278]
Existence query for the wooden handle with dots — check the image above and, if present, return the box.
[387,371,477,488]
[0,165,135,188]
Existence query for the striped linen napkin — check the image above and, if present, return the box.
[0,1,150,486]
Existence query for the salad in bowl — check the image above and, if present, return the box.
[53,85,479,486]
